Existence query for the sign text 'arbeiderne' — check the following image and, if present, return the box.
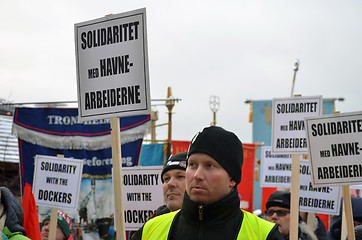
[75,8,151,121]
[260,146,342,214]
[80,21,142,111]
[271,96,322,154]
[305,111,362,187]
[311,118,362,180]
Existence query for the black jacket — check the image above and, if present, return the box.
[133,188,284,240]
[328,197,362,240]
[1,187,27,236]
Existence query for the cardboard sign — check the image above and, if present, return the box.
[75,8,151,121]
[33,155,83,209]
[260,146,292,188]
[260,146,341,215]
[305,111,362,187]
[299,160,341,215]
[271,96,323,154]
[122,166,163,231]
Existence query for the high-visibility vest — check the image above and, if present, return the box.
[142,209,275,239]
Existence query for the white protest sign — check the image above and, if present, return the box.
[122,166,163,231]
[260,146,341,215]
[33,155,83,209]
[260,146,292,187]
[299,160,341,215]
[75,8,151,122]
[271,96,323,154]
[305,111,362,187]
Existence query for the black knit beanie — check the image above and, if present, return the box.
[161,152,187,183]
[187,126,243,185]
[266,191,290,209]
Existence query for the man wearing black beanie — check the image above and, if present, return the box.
[133,126,283,240]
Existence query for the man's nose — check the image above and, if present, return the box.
[193,167,205,180]
[167,177,177,187]
[271,212,279,219]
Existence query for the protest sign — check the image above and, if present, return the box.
[121,166,163,231]
[260,146,292,188]
[305,111,362,187]
[260,146,341,215]
[33,155,83,209]
[75,8,151,121]
[271,96,323,154]
[299,160,341,215]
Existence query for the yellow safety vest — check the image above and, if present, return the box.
[142,209,275,240]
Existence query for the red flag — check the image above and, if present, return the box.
[21,183,41,240]
[261,187,277,212]
[171,140,190,155]
[237,143,255,213]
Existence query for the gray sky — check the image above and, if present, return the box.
[1,0,361,143]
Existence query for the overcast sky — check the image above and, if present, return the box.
[1,0,361,143]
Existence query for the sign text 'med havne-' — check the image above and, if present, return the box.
[271,96,322,154]
[260,146,341,214]
[75,8,151,121]
[305,111,362,187]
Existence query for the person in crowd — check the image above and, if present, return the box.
[41,211,71,240]
[0,187,30,240]
[346,224,362,239]
[133,126,284,239]
[299,211,327,240]
[154,151,187,217]
[328,196,362,240]
[265,190,327,240]
[130,152,187,239]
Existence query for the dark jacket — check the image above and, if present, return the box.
[149,205,171,218]
[130,205,171,239]
[1,187,30,240]
[284,221,316,240]
[133,188,284,240]
[328,197,362,240]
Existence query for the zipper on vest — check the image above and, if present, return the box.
[198,205,203,221]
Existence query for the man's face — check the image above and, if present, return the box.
[162,169,186,211]
[265,206,290,237]
[41,220,66,240]
[186,153,236,204]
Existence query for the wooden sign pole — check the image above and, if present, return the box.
[110,117,126,240]
[48,154,64,240]
[290,154,300,240]
[341,185,355,240]
[48,207,58,240]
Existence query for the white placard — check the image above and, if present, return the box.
[260,146,341,215]
[260,146,292,188]
[122,166,163,231]
[33,155,83,210]
[271,96,323,154]
[75,8,151,121]
[305,111,362,187]
[299,160,341,215]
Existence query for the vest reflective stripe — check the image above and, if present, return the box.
[142,211,178,239]
[141,210,275,240]
[238,210,275,239]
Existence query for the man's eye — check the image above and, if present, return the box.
[178,175,185,179]
[163,177,170,182]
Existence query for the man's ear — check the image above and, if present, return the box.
[229,179,236,189]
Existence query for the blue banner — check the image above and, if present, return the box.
[13,107,150,239]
